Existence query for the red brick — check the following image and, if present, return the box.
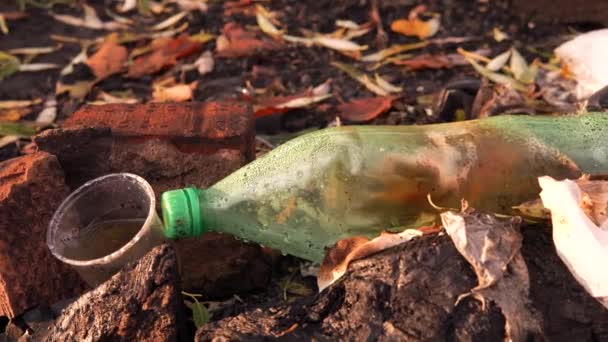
[35,102,271,297]
[0,152,86,317]
[64,102,254,159]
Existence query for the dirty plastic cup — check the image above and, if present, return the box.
[47,173,166,287]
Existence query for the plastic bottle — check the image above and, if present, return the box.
[161,113,608,262]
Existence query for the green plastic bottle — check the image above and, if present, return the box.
[162,113,608,262]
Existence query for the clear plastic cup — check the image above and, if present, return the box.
[47,173,166,287]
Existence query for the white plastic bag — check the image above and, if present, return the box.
[538,176,608,309]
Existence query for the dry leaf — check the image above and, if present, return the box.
[486,50,511,71]
[170,0,208,13]
[337,96,393,122]
[152,12,187,31]
[374,74,402,93]
[391,6,440,40]
[85,35,128,80]
[127,34,201,78]
[0,99,42,109]
[256,5,283,38]
[493,27,509,42]
[361,41,428,62]
[391,53,452,70]
[216,22,282,58]
[0,107,30,121]
[441,206,543,340]
[317,229,422,291]
[312,36,367,51]
[331,62,391,96]
[253,82,331,117]
[52,4,127,30]
[152,82,197,102]
[194,50,214,75]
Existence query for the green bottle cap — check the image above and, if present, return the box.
[161,187,204,239]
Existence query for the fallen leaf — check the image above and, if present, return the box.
[374,74,402,93]
[56,79,95,99]
[361,41,428,62]
[0,107,30,121]
[0,121,39,137]
[18,63,60,71]
[486,50,511,71]
[36,96,57,124]
[52,4,127,30]
[512,199,551,220]
[194,50,214,75]
[127,34,201,78]
[461,52,527,91]
[312,36,367,51]
[85,35,128,80]
[152,11,187,31]
[89,91,139,105]
[337,96,393,122]
[391,6,440,40]
[118,0,136,12]
[152,82,197,102]
[441,205,543,340]
[0,15,8,35]
[170,0,208,13]
[391,53,452,70]
[256,5,283,38]
[0,99,42,109]
[216,22,281,58]
[224,0,256,16]
[253,81,332,117]
[0,51,19,80]
[510,48,536,83]
[336,19,360,29]
[331,62,390,96]
[317,229,422,291]
[493,27,509,42]
[8,46,59,55]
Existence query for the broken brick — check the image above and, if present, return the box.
[0,152,86,318]
[35,102,272,296]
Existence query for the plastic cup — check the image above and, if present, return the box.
[47,173,166,287]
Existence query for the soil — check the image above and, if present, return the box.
[1,0,606,340]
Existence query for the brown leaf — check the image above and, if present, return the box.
[85,36,128,80]
[0,107,30,121]
[318,230,422,291]
[337,96,393,122]
[223,0,256,16]
[391,54,452,70]
[216,23,282,58]
[126,34,201,78]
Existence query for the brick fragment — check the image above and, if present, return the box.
[36,102,271,296]
[0,152,86,317]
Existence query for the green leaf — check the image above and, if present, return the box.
[189,298,210,328]
[182,291,210,328]
[0,51,20,81]
[0,121,39,137]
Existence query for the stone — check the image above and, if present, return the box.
[34,102,272,296]
[43,244,186,342]
[0,152,86,318]
[196,227,608,341]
